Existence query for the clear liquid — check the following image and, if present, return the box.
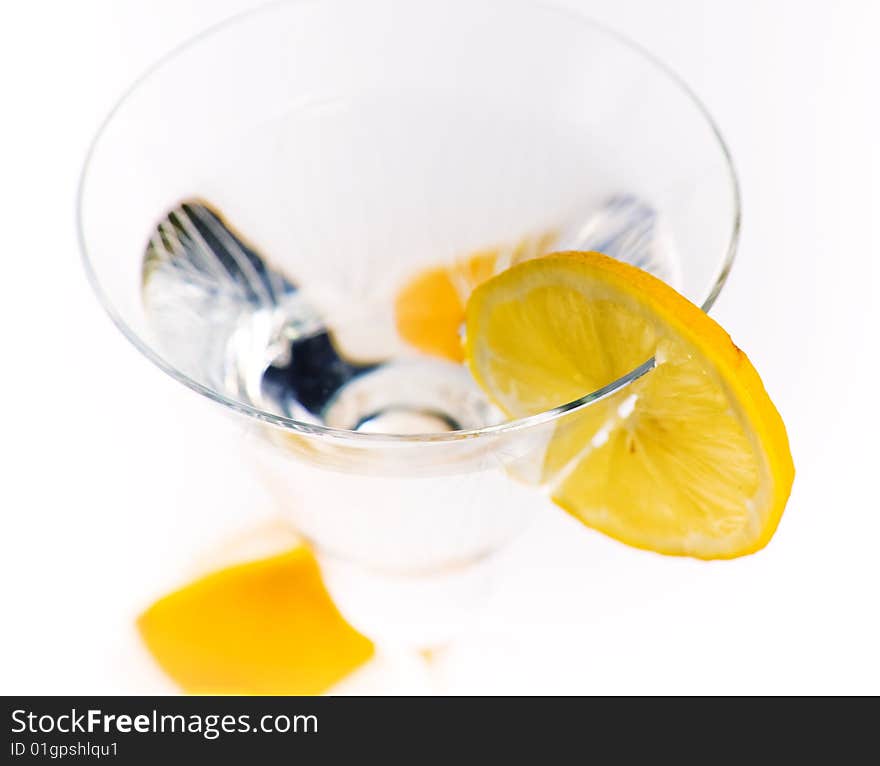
[142,196,677,435]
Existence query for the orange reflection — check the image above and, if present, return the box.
[394,232,555,362]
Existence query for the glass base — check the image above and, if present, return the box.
[317,549,497,651]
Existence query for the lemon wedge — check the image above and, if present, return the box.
[465,251,794,559]
[138,547,373,695]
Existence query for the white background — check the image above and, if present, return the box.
[1,0,878,694]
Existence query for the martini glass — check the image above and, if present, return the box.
[79,0,739,676]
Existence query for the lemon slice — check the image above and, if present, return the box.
[465,251,794,559]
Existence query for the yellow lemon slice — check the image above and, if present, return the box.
[138,547,373,695]
[465,251,794,559]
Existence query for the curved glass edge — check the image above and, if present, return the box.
[76,0,740,446]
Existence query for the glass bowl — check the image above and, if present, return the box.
[79,0,739,646]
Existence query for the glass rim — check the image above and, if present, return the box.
[77,0,741,445]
